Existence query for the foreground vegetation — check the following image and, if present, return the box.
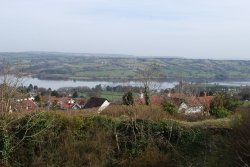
[1,52,250,81]
[0,106,249,167]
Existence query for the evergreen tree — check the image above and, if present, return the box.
[72,91,78,98]
[144,86,150,106]
[122,91,134,105]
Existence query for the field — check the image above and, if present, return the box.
[1,52,250,82]
[79,91,123,101]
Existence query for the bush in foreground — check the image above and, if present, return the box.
[0,111,238,167]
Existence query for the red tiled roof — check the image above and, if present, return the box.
[183,97,202,107]
[150,96,165,105]
[170,96,214,107]
[134,95,164,105]
[20,100,37,112]
[197,96,214,106]
[135,93,214,107]
[76,99,86,105]
[48,96,71,103]
[61,103,72,109]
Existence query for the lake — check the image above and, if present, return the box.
[21,77,179,90]
[3,77,250,90]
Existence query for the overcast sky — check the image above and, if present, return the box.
[0,0,250,60]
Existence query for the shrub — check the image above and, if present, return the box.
[210,107,229,118]
[162,101,178,115]
[0,111,237,166]
[209,93,241,118]
[233,109,250,167]
[122,91,134,105]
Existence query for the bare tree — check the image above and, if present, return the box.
[0,61,55,166]
[137,63,162,106]
[175,80,199,96]
[0,61,24,113]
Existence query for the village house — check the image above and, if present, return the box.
[48,96,87,110]
[168,93,214,114]
[6,99,37,113]
[135,92,213,114]
[83,97,110,112]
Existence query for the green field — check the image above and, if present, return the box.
[1,52,250,82]
[79,91,123,101]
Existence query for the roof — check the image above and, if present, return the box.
[171,97,185,106]
[134,93,214,108]
[150,96,165,105]
[76,99,86,105]
[22,100,37,111]
[170,96,214,107]
[83,97,108,109]
[134,95,165,106]
[48,96,72,103]
[12,99,37,112]
[183,97,202,107]
[197,96,214,106]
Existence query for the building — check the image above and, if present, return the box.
[83,97,110,112]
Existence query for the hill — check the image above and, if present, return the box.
[0,52,250,82]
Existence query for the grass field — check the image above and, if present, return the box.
[79,91,123,101]
[1,52,250,82]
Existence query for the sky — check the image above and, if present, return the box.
[0,0,250,60]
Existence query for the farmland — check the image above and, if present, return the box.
[0,52,250,82]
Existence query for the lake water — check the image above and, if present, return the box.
[21,77,179,90]
[2,77,250,90]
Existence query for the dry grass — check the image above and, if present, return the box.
[179,117,233,129]
[99,105,236,131]
[100,105,173,121]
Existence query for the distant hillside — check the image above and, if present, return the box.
[0,52,250,82]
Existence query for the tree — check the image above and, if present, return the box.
[0,62,54,166]
[27,84,33,92]
[93,84,102,92]
[137,63,161,106]
[0,62,24,113]
[37,88,46,96]
[51,90,60,97]
[162,100,178,115]
[209,92,241,118]
[72,91,78,98]
[143,86,150,106]
[33,85,38,91]
[238,86,250,101]
[174,81,199,96]
[122,91,134,105]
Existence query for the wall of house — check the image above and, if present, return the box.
[179,102,204,114]
[179,102,188,112]
[98,100,110,112]
[185,106,203,114]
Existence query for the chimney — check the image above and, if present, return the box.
[140,90,144,99]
